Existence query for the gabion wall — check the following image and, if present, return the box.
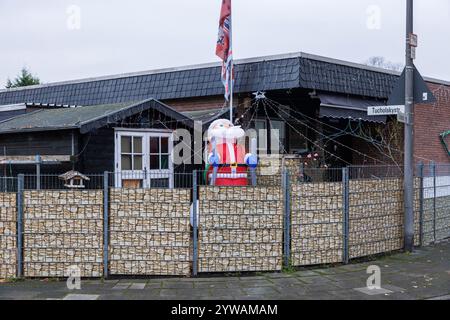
[0,193,17,279]
[23,191,104,277]
[0,172,448,279]
[109,189,191,276]
[291,182,344,266]
[421,197,450,245]
[349,179,404,258]
[198,187,283,273]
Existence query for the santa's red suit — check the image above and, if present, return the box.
[206,119,252,186]
[208,141,248,186]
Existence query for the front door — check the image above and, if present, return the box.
[115,130,173,188]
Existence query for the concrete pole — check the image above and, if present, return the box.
[404,0,415,252]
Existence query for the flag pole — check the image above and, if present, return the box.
[230,63,234,123]
[229,7,234,124]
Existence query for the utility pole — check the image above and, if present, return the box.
[404,0,415,252]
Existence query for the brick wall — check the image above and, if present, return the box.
[198,186,283,273]
[23,191,103,277]
[163,95,225,112]
[109,189,191,276]
[415,83,450,164]
[0,193,16,279]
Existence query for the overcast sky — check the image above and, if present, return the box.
[0,0,449,87]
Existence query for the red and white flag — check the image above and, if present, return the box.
[216,0,233,101]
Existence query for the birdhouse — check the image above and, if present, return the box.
[58,170,90,189]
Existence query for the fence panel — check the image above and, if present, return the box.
[420,164,450,244]
[290,168,344,266]
[109,187,191,276]
[348,167,404,259]
[0,182,17,279]
[23,190,104,277]
[23,174,105,190]
[198,186,283,273]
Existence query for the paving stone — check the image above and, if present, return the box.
[1,241,450,300]
[353,287,393,296]
[269,277,304,287]
[242,286,280,296]
[296,276,338,285]
[272,286,307,297]
[237,279,274,287]
[383,285,406,292]
[333,279,370,290]
[129,283,146,290]
[428,294,450,300]
[313,267,349,275]
[263,272,292,279]
[208,287,244,297]
[193,282,228,289]
[63,294,99,300]
[293,270,321,277]
[112,283,131,290]
[162,281,194,289]
[159,289,179,298]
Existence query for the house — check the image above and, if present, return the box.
[0,52,449,187]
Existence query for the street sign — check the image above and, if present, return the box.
[397,110,406,124]
[387,65,436,105]
[409,33,418,47]
[411,46,416,60]
[367,105,405,116]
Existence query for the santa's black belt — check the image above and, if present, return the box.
[213,164,247,168]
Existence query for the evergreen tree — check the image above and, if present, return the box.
[5,68,41,88]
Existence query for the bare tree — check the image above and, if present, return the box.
[359,120,404,167]
[365,56,403,72]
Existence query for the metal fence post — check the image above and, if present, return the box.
[342,167,350,264]
[283,169,291,268]
[103,172,109,278]
[418,162,424,246]
[192,170,198,276]
[17,174,24,278]
[35,155,41,190]
[431,161,437,243]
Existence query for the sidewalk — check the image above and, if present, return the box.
[1,241,449,300]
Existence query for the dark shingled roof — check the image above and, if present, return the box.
[0,52,448,107]
[0,99,228,135]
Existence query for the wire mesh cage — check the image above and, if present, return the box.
[0,177,18,193]
[289,167,344,266]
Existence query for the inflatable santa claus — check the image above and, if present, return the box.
[206,119,258,186]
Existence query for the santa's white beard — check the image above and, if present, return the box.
[208,126,245,144]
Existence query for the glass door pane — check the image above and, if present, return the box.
[271,120,286,154]
[254,120,268,154]
[117,133,145,188]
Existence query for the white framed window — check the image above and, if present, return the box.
[120,135,143,171]
[253,119,286,154]
[115,129,173,188]
[149,136,170,170]
[254,119,267,154]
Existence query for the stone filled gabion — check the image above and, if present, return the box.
[0,174,444,279]
[291,178,409,265]
[109,189,191,276]
[291,182,344,266]
[0,193,17,279]
[23,190,103,278]
[198,187,284,273]
[348,179,405,258]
